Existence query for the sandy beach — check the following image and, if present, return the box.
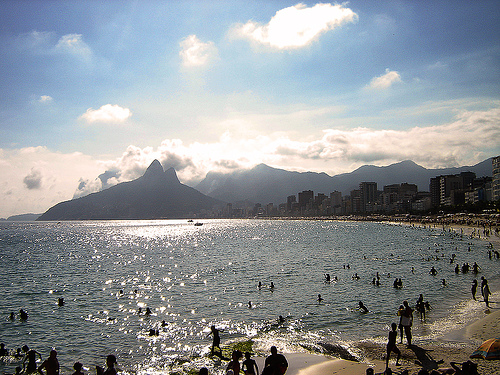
[275,221,500,375]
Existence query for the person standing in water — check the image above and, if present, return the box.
[22,345,42,374]
[208,325,221,356]
[38,350,59,375]
[400,301,413,347]
[471,279,478,300]
[385,323,401,369]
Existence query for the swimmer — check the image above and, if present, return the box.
[278,315,285,324]
[317,294,323,303]
[145,307,152,315]
[71,362,84,375]
[270,282,275,289]
[19,309,28,320]
[358,301,369,313]
[248,301,252,308]
[429,266,437,276]
[58,298,64,306]
[0,343,8,356]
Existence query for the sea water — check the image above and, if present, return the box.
[0,219,498,374]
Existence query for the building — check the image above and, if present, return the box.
[493,156,500,201]
[359,182,378,213]
[430,172,476,207]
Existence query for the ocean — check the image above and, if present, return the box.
[0,219,498,374]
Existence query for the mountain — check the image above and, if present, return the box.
[196,158,493,205]
[38,160,225,221]
[6,213,42,221]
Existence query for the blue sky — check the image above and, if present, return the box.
[0,0,499,217]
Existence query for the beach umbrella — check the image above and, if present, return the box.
[470,338,500,360]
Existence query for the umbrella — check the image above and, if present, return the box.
[470,338,500,360]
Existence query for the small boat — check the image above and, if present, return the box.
[194,222,203,226]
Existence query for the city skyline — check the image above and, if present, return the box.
[1,1,499,217]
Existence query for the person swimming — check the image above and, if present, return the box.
[358,301,369,313]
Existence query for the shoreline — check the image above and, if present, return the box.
[281,221,500,375]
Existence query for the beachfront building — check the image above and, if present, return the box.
[493,155,500,201]
[430,172,476,208]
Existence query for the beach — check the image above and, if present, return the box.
[279,220,500,375]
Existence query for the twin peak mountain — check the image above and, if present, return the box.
[38,160,223,220]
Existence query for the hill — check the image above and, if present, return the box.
[196,158,493,205]
[38,160,224,220]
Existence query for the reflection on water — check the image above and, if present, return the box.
[0,219,497,374]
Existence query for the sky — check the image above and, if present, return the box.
[0,0,499,218]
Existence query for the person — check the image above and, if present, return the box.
[471,279,478,300]
[480,276,487,296]
[397,305,405,343]
[264,346,288,375]
[22,345,42,374]
[226,350,242,375]
[483,280,491,307]
[385,323,401,369]
[358,301,369,313]
[0,343,8,356]
[38,350,59,375]
[317,294,323,303]
[416,294,425,320]
[429,266,437,276]
[96,354,117,375]
[242,352,258,375]
[208,325,221,356]
[400,301,413,347]
[71,362,84,375]
[20,309,28,320]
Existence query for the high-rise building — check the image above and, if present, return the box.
[359,182,377,212]
[493,156,500,201]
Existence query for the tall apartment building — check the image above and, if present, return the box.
[493,156,500,201]
[359,182,378,212]
[430,172,476,207]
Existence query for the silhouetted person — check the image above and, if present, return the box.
[471,279,477,300]
[38,350,59,375]
[242,351,258,375]
[0,343,8,356]
[358,301,369,313]
[22,345,41,374]
[58,298,64,306]
[317,294,323,302]
[96,354,117,375]
[20,309,28,320]
[209,325,221,356]
[429,266,437,276]
[71,362,84,375]
[226,350,242,375]
[483,280,491,307]
[397,305,405,343]
[401,301,413,346]
[385,323,401,369]
[264,346,288,375]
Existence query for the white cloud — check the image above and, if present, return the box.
[367,68,402,89]
[80,104,132,124]
[55,34,92,60]
[231,3,358,50]
[38,95,53,103]
[179,35,218,67]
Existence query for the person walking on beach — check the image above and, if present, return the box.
[208,325,221,356]
[38,349,59,375]
[242,351,258,375]
[471,279,478,300]
[385,323,401,369]
[264,346,288,375]
[480,276,487,297]
[400,301,413,347]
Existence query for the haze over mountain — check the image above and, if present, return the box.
[196,158,493,205]
[38,160,224,220]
